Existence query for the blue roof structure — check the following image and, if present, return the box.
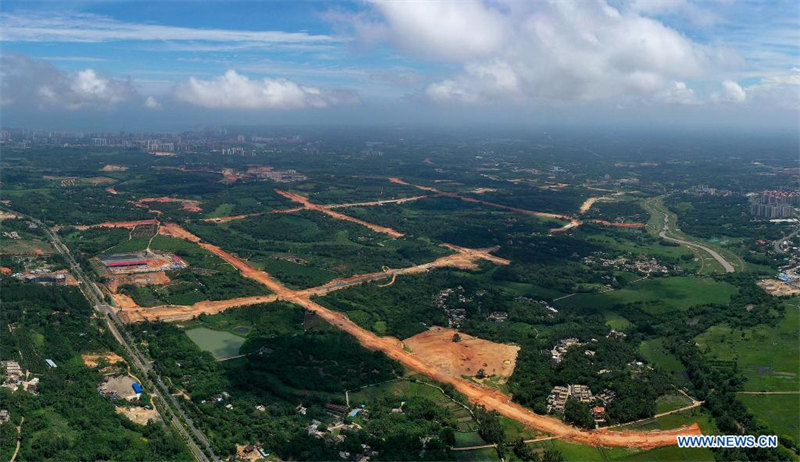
[132,382,143,394]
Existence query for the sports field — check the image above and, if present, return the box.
[185,327,246,360]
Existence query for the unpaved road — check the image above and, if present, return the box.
[323,195,432,209]
[388,178,583,232]
[75,219,159,230]
[147,223,700,449]
[276,189,406,238]
[579,196,613,214]
[119,295,279,323]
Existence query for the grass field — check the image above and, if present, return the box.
[558,277,737,314]
[639,338,688,385]
[616,407,718,434]
[605,312,633,331]
[695,307,799,391]
[454,447,499,461]
[655,393,694,414]
[738,393,800,440]
[185,327,245,360]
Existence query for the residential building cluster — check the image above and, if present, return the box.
[1,359,40,394]
[546,384,616,424]
[550,338,584,363]
[433,287,470,328]
[583,254,670,275]
[749,191,799,219]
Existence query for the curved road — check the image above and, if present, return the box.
[659,215,735,273]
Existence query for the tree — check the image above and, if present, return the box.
[477,409,504,444]
[452,333,461,343]
[543,448,564,462]
[513,438,541,461]
[564,399,594,429]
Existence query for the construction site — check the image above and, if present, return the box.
[85,181,703,450]
[99,251,187,274]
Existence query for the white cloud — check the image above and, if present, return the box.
[711,80,747,103]
[348,0,739,105]
[174,70,358,109]
[629,0,721,27]
[144,96,162,110]
[368,0,506,62]
[1,53,136,108]
[0,12,335,46]
[745,70,800,109]
[656,81,699,104]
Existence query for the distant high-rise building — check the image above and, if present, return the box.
[750,191,798,218]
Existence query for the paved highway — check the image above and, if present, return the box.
[659,215,735,273]
[33,216,218,462]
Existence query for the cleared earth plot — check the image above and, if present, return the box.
[403,327,520,382]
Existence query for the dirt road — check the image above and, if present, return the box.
[300,245,509,297]
[275,189,406,238]
[579,196,613,214]
[323,195,432,209]
[119,295,279,323]
[388,178,583,232]
[144,223,699,448]
[590,220,646,228]
[198,207,304,223]
[75,219,159,230]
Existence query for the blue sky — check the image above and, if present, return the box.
[1,1,798,130]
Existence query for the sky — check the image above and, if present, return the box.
[0,0,798,131]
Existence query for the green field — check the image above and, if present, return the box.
[695,307,799,391]
[655,393,694,414]
[185,327,245,360]
[605,312,634,331]
[640,338,687,384]
[739,393,800,441]
[454,447,499,462]
[558,277,737,314]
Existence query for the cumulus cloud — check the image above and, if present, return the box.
[711,80,747,103]
[144,96,161,109]
[174,70,359,109]
[0,53,136,108]
[745,70,800,109]
[368,0,506,62]
[347,0,738,105]
[656,81,699,105]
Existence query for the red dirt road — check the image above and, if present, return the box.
[143,223,700,448]
[323,195,432,209]
[275,189,406,238]
[119,295,278,323]
[388,178,582,232]
[75,219,159,230]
